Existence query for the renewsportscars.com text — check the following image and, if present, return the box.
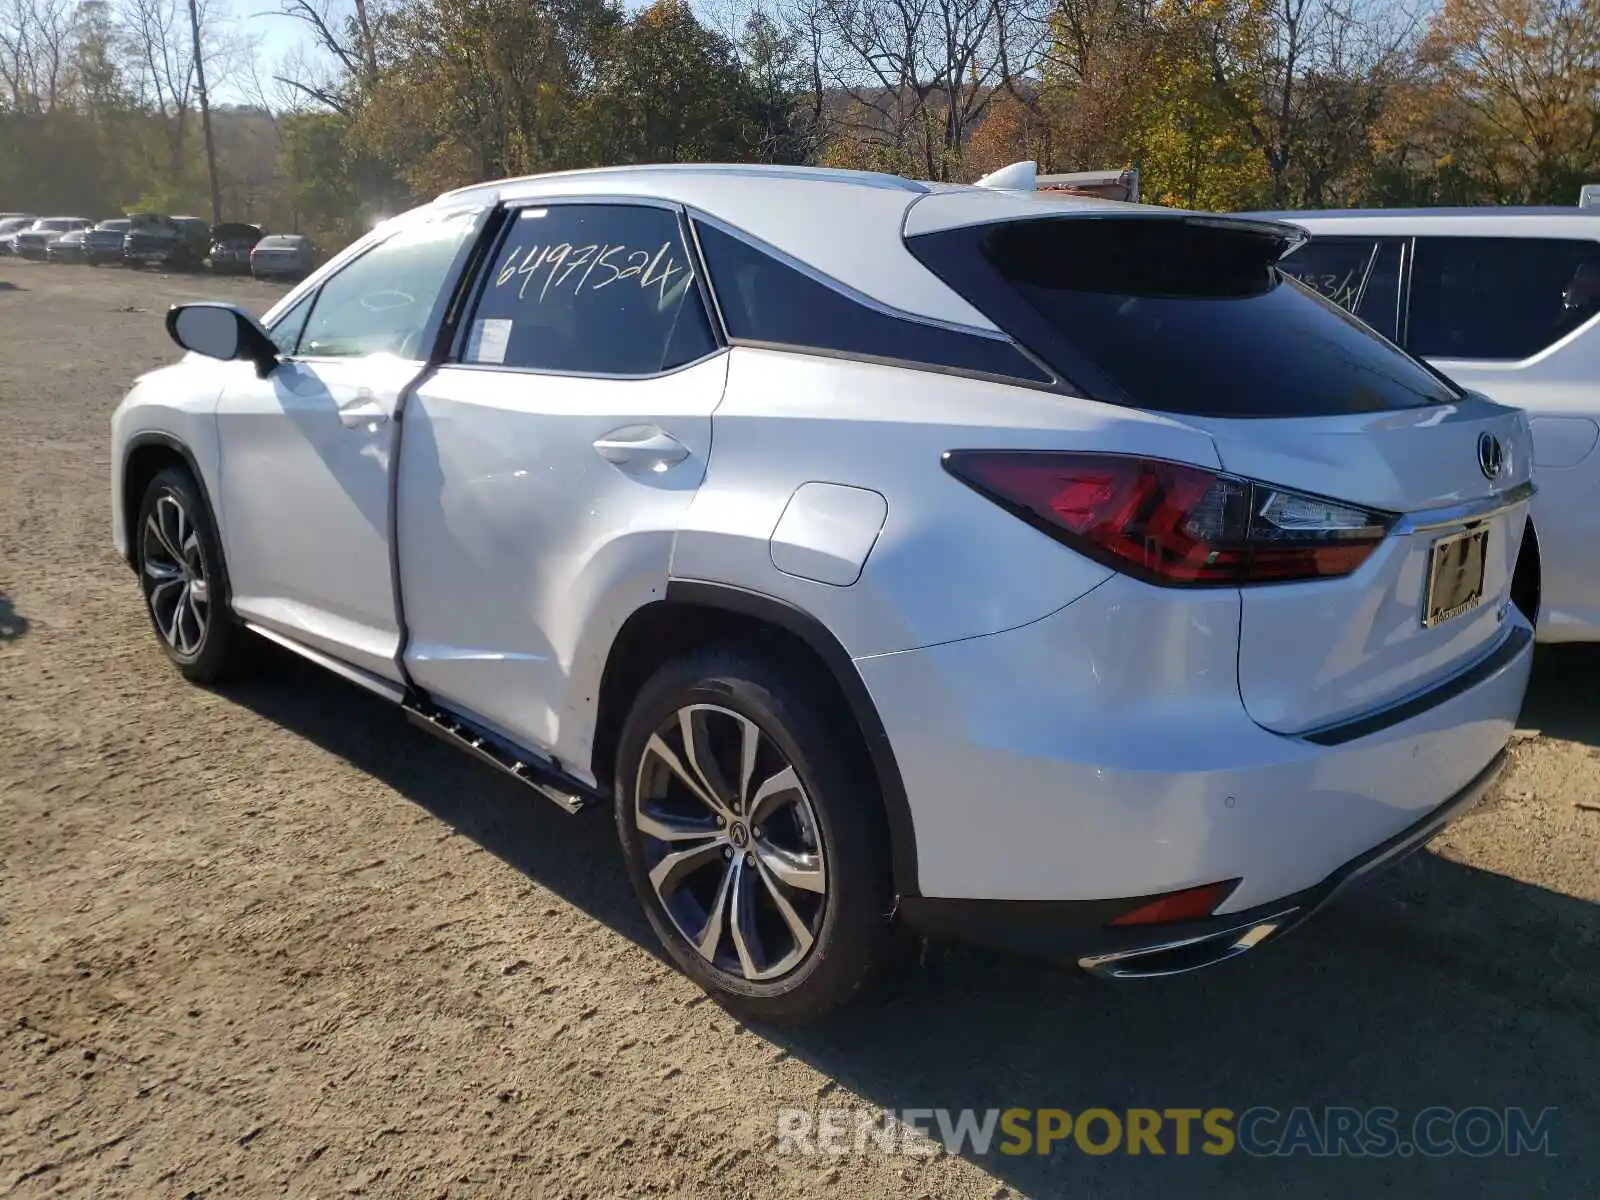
[776,1106,1558,1158]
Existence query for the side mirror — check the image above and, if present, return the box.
[165,302,279,378]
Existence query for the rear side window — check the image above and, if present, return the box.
[464,204,716,376]
[909,216,1455,417]
[1408,236,1600,361]
[1278,236,1402,341]
[694,220,1050,384]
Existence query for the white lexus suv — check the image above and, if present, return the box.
[112,164,1535,1023]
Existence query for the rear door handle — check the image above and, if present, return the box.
[593,425,690,469]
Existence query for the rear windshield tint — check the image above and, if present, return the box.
[909,216,1457,417]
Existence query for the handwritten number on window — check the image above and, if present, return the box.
[494,240,690,304]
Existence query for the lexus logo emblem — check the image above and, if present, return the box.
[1478,433,1504,481]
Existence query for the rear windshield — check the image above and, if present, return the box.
[909,216,1458,417]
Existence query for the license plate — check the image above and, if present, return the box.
[1423,527,1489,627]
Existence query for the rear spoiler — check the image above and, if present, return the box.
[975,161,1141,204]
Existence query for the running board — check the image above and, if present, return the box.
[400,699,596,815]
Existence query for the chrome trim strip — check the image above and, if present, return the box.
[241,622,406,703]
[1392,480,1536,534]
[1077,909,1300,979]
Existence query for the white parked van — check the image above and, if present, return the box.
[1260,207,1600,644]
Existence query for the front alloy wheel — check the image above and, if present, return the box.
[141,491,210,657]
[634,703,828,981]
[134,466,256,683]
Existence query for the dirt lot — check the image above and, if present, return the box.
[1,259,1596,1198]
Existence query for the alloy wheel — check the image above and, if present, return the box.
[634,704,828,982]
[141,492,209,657]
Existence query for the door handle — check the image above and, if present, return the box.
[593,425,690,469]
[338,391,390,430]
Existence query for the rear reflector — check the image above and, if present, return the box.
[1109,880,1239,927]
[943,451,1393,586]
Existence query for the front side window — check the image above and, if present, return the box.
[1408,236,1600,361]
[297,214,476,360]
[464,204,716,376]
[267,292,314,356]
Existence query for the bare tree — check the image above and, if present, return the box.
[274,0,386,113]
[0,0,75,112]
[799,0,1048,179]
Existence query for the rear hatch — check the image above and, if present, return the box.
[1183,399,1530,732]
[906,199,1533,734]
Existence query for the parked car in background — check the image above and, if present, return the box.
[12,216,92,259]
[124,213,210,269]
[47,228,89,263]
[249,233,315,280]
[208,222,265,274]
[84,218,132,266]
[1267,207,1600,644]
[113,164,1534,1022]
[0,215,36,252]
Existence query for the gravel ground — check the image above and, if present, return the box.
[1,259,1596,1199]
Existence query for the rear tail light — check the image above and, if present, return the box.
[943,451,1393,586]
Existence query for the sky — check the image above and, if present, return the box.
[216,0,662,106]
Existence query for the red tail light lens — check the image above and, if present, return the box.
[943,451,1393,586]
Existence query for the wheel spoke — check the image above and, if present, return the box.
[636,804,720,843]
[174,584,197,652]
[693,860,736,961]
[644,731,733,822]
[747,764,802,826]
[143,557,181,582]
[735,716,760,816]
[729,858,762,979]
[145,512,182,563]
[752,854,817,956]
[679,707,742,814]
[188,576,209,607]
[148,576,183,610]
[754,838,826,895]
[647,838,726,898]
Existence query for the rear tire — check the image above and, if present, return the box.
[134,466,258,684]
[614,649,893,1026]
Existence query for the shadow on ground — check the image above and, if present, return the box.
[0,590,29,641]
[220,653,1599,1198]
[1518,644,1600,748]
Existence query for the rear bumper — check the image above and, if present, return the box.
[899,749,1506,974]
[858,571,1533,963]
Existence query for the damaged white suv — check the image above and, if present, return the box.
[112,165,1533,1023]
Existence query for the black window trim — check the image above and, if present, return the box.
[443,193,729,382]
[688,208,1059,390]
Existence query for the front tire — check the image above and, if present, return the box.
[135,467,256,683]
[615,650,893,1025]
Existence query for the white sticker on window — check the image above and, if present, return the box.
[469,317,512,365]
